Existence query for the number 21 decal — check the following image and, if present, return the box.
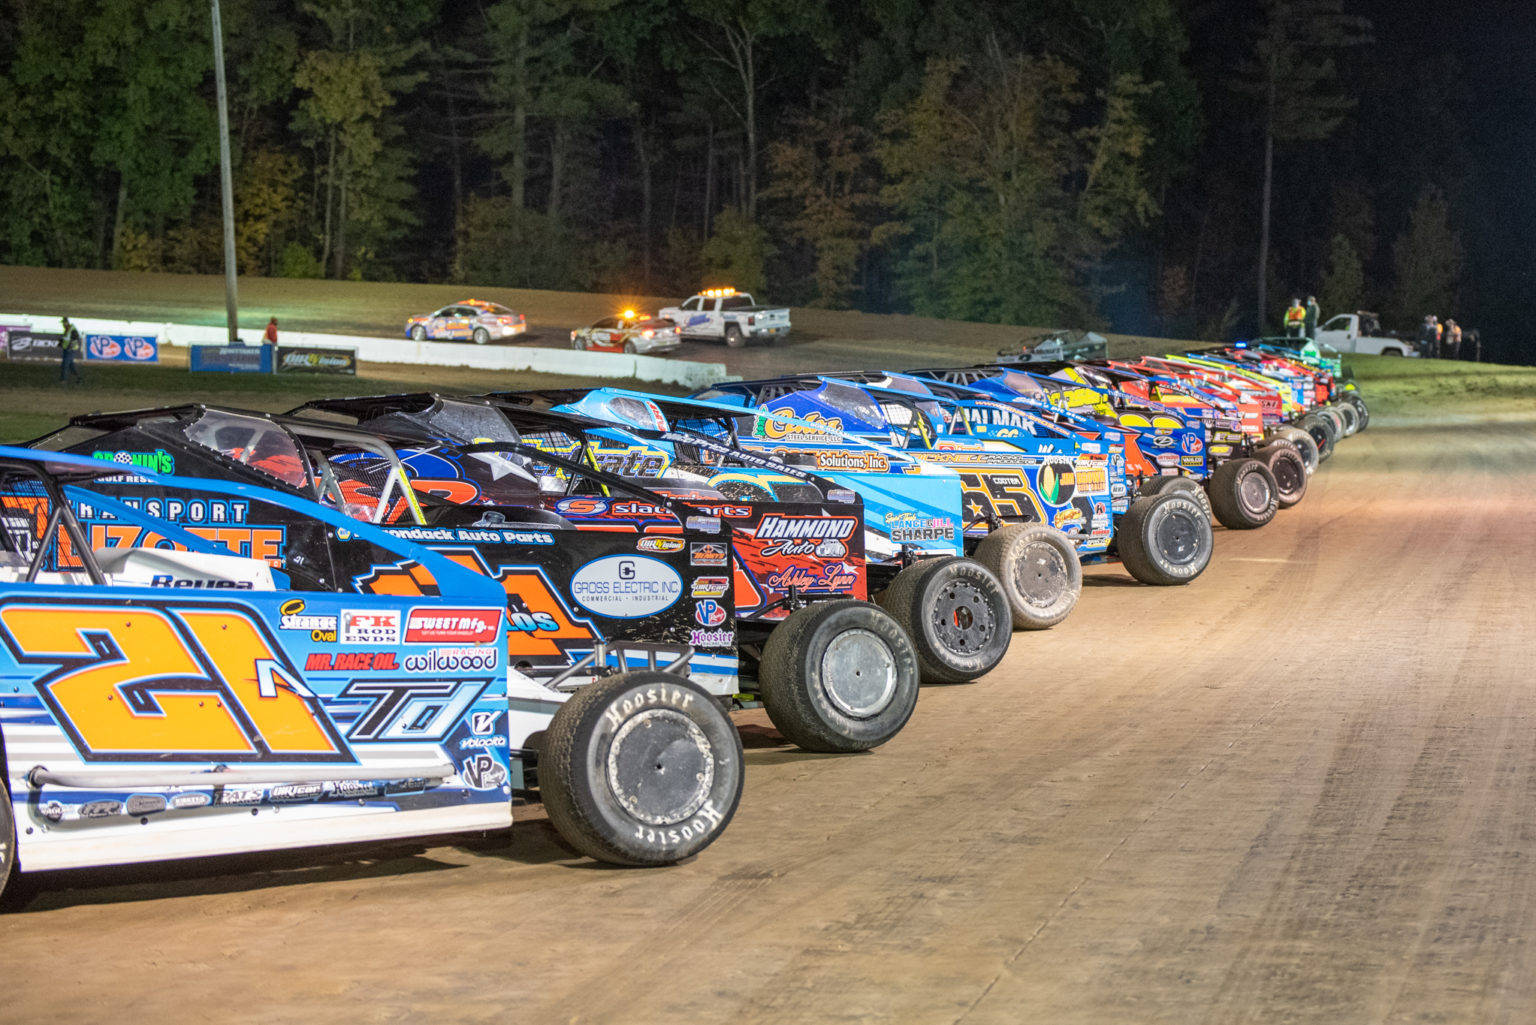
[0,599,353,764]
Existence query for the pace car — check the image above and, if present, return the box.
[570,310,682,354]
[405,299,526,344]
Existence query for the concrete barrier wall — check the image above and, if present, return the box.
[0,311,736,388]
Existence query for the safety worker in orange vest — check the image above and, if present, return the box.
[1284,298,1306,338]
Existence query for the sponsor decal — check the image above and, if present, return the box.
[40,801,65,822]
[330,780,381,800]
[764,563,860,593]
[754,514,857,558]
[1154,453,1180,467]
[694,599,728,628]
[1038,462,1077,504]
[570,556,683,618]
[691,576,729,598]
[305,650,398,672]
[91,448,175,474]
[270,782,324,803]
[1053,507,1085,529]
[337,679,487,742]
[275,345,357,375]
[611,500,671,518]
[756,409,844,440]
[459,734,509,750]
[1178,455,1204,467]
[637,536,685,554]
[689,628,735,647]
[80,800,121,819]
[85,333,158,363]
[148,574,253,590]
[470,710,501,735]
[1150,435,1175,448]
[125,795,167,816]
[402,647,500,673]
[217,787,265,806]
[341,609,401,645]
[170,793,212,810]
[461,753,509,790]
[383,525,554,545]
[555,497,608,516]
[690,504,751,519]
[690,542,728,567]
[279,598,339,641]
[1180,432,1203,455]
[405,607,501,645]
[886,512,956,543]
[590,445,670,478]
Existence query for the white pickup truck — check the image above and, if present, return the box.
[659,288,791,347]
[1315,312,1419,356]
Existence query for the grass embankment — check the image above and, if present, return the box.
[0,358,681,443]
[1344,355,1536,419]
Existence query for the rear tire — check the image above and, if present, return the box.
[1116,491,1213,585]
[571,336,587,350]
[724,325,746,348]
[1139,473,1212,519]
[0,777,14,904]
[1208,457,1279,529]
[878,557,1010,684]
[1344,393,1369,431]
[759,600,919,753]
[1271,426,1319,475]
[623,341,637,354]
[972,523,1082,630]
[472,327,490,345]
[1298,415,1334,463]
[1334,402,1359,436]
[1256,443,1308,508]
[539,671,743,866]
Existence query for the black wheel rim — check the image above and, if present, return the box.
[1155,507,1203,565]
[929,578,997,657]
[1273,457,1301,495]
[1015,540,1071,609]
[1239,470,1273,514]
[606,709,714,826]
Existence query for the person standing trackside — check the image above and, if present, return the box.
[1444,319,1462,359]
[1304,295,1320,340]
[263,317,278,345]
[1418,315,1438,358]
[58,315,84,384]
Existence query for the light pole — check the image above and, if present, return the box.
[211,0,238,343]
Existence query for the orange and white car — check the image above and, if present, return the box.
[405,299,525,344]
[570,310,681,355]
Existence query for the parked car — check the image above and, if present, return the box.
[659,288,791,347]
[405,299,526,344]
[570,310,681,354]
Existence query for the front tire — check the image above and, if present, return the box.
[1139,473,1213,519]
[1255,443,1308,508]
[409,325,427,341]
[878,557,1010,684]
[1334,402,1359,436]
[539,671,743,866]
[972,523,1082,630]
[1298,415,1334,463]
[0,777,13,904]
[1208,457,1279,529]
[724,325,746,348]
[1271,426,1319,475]
[759,600,919,753]
[1116,491,1213,585]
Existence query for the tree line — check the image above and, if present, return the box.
[0,0,1474,339]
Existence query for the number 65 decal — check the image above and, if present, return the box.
[0,600,353,763]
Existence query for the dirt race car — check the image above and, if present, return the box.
[405,299,526,344]
[37,404,925,757]
[570,311,681,354]
[0,446,747,905]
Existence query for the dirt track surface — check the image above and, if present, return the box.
[0,265,1191,375]
[3,410,1535,1023]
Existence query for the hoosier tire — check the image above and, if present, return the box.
[1208,457,1279,529]
[973,523,1082,630]
[878,557,1011,684]
[0,777,13,904]
[1139,473,1213,519]
[759,600,919,753]
[1256,442,1308,508]
[1271,426,1320,475]
[1116,491,1213,585]
[539,671,743,866]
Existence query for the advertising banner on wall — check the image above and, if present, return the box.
[5,330,64,363]
[189,344,274,373]
[276,345,357,375]
[85,332,159,363]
